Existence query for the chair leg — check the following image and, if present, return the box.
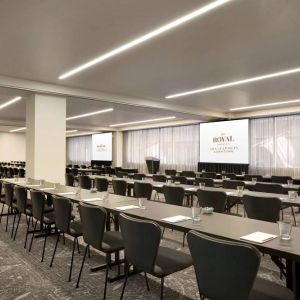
[182,232,186,247]
[63,233,66,245]
[160,277,164,300]
[68,237,76,282]
[0,203,4,223]
[87,244,91,258]
[29,219,38,252]
[76,237,80,254]
[291,207,297,226]
[41,233,47,262]
[50,233,60,267]
[103,254,109,299]
[24,218,30,249]
[13,213,22,240]
[11,211,17,238]
[161,227,165,238]
[76,244,88,288]
[5,207,10,232]
[144,272,150,291]
[120,262,130,300]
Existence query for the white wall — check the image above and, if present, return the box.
[0,132,26,161]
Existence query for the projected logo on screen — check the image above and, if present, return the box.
[211,133,238,154]
[96,144,107,152]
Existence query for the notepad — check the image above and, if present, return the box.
[226,192,238,196]
[82,198,102,202]
[186,188,196,191]
[58,192,76,196]
[40,187,55,191]
[26,184,41,187]
[240,232,277,244]
[116,205,139,211]
[162,215,191,223]
[154,184,164,188]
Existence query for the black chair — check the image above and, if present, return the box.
[187,231,294,300]
[65,174,75,187]
[152,175,167,182]
[78,175,91,189]
[223,180,245,189]
[18,168,25,178]
[165,169,176,176]
[76,203,124,299]
[29,190,55,262]
[50,196,82,281]
[3,183,16,232]
[195,177,214,187]
[197,189,227,213]
[104,166,113,175]
[119,214,192,300]
[116,171,128,178]
[181,171,196,177]
[134,182,152,200]
[80,165,87,169]
[224,173,236,180]
[112,179,127,196]
[12,186,33,246]
[163,185,185,206]
[133,173,145,180]
[95,177,109,192]
[271,176,292,184]
[202,172,217,179]
[171,176,187,184]
[255,183,283,194]
[245,174,264,182]
[71,168,79,176]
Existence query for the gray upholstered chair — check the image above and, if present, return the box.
[197,189,227,213]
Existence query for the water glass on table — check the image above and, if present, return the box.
[237,185,244,196]
[287,179,293,186]
[192,206,201,224]
[278,214,293,240]
[252,177,257,183]
[199,182,205,190]
[138,198,146,209]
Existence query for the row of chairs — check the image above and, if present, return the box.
[0,166,25,178]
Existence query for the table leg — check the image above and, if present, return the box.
[286,259,300,299]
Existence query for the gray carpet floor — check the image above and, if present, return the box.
[0,203,287,300]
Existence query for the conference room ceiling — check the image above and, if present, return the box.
[0,0,300,120]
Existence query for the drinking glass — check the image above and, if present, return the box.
[237,185,244,196]
[222,175,226,180]
[287,179,293,186]
[103,191,109,202]
[278,215,293,240]
[138,198,146,209]
[76,187,81,197]
[192,206,201,224]
[199,182,205,189]
[221,170,225,174]
[252,177,257,183]
[242,171,246,176]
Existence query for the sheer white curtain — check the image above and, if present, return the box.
[123,124,199,172]
[250,115,300,177]
[66,135,92,165]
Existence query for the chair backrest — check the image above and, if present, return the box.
[3,183,13,206]
[255,183,283,194]
[271,175,292,184]
[187,231,260,300]
[112,179,127,196]
[78,175,91,189]
[119,213,161,273]
[202,172,217,179]
[116,171,128,178]
[14,186,27,213]
[152,174,166,182]
[165,169,176,176]
[30,190,46,221]
[244,174,263,182]
[53,196,72,233]
[134,182,152,200]
[79,202,106,250]
[71,168,78,176]
[195,177,214,187]
[222,180,245,189]
[133,173,145,180]
[181,171,196,177]
[95,177,109,192]
[18,168,25,178]
[65,173,75,187]
[163,185,185,206]
[80,165,87,169]
[197,189,227,213]
[224,173,236,180]
[171,176,187,184]
[243,194,281,223]
[104,166,113,175]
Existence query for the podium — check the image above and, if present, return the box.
[145,157,160,174]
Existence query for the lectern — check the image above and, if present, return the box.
[145,156,160,174]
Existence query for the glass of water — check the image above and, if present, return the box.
[252,177,257,183]
[278,215,293,240]
[237,185,244,196]
[192,206,201,224]
[138,198,146,209]
[199,182,205,189]
[287,180,293,186]
[76,187,81,197]
[103,191,109,202]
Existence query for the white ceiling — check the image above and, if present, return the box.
[0,0,300,128]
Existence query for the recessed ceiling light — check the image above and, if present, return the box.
[230,99,300,111]
[165,66,300,99]
[58,0,232,80]
[10,127,26,132]
[110,116,176,127]
[0,96,22,109]
[66,108,114,121]
[66,130,79,133]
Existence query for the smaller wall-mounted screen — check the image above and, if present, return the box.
[92,133,112,161]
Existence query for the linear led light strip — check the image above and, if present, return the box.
[165,67,300,99]
[58,0,232,80]
[0,96,22,109]
[230,99,300,111]
[110,116,176,127]
[11,128,81,133]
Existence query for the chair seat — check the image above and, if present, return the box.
[68,220,83,237]
[43,211,56,224]
[250,277,294,300]
[153,246,192,277]
[101,231,124,253]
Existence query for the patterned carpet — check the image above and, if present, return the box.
[0,204,286,300]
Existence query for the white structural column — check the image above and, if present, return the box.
[26,94,66,183]
[113,131,123,167]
